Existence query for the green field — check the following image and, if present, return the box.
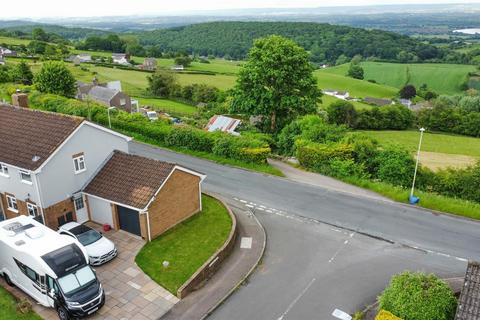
[135,97,197,115]
[0,36,32,46]
[322,62,476,95]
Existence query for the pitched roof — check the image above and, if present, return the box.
[83,151,177,210]
[364,97,393,106]
[0,104,84,171]
[456,261,480,320]
[87,86,119,104]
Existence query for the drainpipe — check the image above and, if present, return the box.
[145,211,151,242]
[32,173,46,225]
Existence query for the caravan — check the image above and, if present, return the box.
[0,216,105,320]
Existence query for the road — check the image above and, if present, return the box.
[129,142,476,319]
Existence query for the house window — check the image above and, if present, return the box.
[0,163,8,177]
[74,196,84,211]
[19,170,32,184]
[27,203,38,217]
[120,98,126,106]
[6,195,18,212]
[73,155,86,174]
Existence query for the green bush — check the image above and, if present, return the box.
[296,140,354,174]
[375,310,402,320]
[378,271,457,320]
[374,146,415,187]
[165,127,215,152]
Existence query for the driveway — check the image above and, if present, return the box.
[5,223,177,320]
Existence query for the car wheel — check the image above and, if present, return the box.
[57,306,70,320]
[4,273,14,287]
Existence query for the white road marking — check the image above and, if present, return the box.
[332,308,352,320]
[277,278,316,320]
[257,207,265,211]
[240,237,253,249]
[240,199,247,203]
[246,204,254,208]
[329,233,356,263]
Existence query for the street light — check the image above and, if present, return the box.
[107,107,116,129]
[410,127,426,203]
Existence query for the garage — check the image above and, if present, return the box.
[117,205,141,236]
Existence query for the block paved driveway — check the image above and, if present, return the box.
[24,223,177,320]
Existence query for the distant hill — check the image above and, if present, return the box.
[136,21,446,63]
[0,21,111,40]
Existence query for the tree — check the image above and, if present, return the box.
[32,28,49,42]
[347,62,364,80]
[399,84,417,99]
[327,100,357,128]
[12,61,33,85]
[379,271,457,320]
[231,35,321,133]
[34,62,76,97]
[174,55,192,67]
[147,69,179,98]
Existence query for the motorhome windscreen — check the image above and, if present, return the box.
[41,244,87,277]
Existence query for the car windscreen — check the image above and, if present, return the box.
[76,229,102,246]
[57,266,96,295]
[41,244,86,278]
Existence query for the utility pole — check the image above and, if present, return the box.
[410,127,426,200]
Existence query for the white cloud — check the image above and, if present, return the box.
[1,0,479,18]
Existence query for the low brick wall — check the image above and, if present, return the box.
[177,195,237,299]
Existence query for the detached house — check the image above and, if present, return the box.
[0,104,205,241]
[112,53,130,65]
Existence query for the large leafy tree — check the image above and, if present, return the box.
[231,35,321,133]
[147,69,180,98]
[12,61,33,85]
[34,61,76,97]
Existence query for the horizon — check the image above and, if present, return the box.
[2,0,480,19]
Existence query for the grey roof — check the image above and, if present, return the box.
[456,261,480,320]
[87,86,119,104]
[364,97,393,106]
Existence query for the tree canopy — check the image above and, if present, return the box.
[231,35,321,133]
[34,61,76,97]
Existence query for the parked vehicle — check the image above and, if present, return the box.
[58,222,117,266]
[0,216,105,320]
[146,111,158,121]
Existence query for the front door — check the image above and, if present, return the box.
[74,195,88,223]
[117,206,141,236]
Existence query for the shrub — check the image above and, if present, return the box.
[34,61,76,97]
[378,271,457,320]
[296,140,354,174]
[356,105,414,130]
[165,127,215,152]
[374,146,415,187]
[327,100,357,128]
[375,310,402,320]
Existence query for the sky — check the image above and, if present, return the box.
[1,0,480,18]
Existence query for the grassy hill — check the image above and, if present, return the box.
[322,62,476,94]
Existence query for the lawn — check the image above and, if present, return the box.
[135,195,233,294]
[322,62,476,95]
[0,287,42,320]
[135,97,197,116]
[315,69,398,98]
[0,36,32,46]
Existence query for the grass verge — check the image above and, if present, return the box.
[124,130,284,177]
[135,195,232,294]
[345,177,480,220]
[0,287,42,320]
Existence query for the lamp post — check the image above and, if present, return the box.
[410,127,426,199]
[107,107,116,129]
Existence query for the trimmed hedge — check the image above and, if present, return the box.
[28,92,271,164]
[375,310,402,320]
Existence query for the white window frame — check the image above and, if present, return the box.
[0,163,9,177]
[19,170,32,185]
[6,195,18,213]
[26,203,38,217]
[73,155,86,174]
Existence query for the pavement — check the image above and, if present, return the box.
[2,223,177,320]
[162,204,266,320]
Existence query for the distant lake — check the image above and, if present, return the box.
[453,28,480,35]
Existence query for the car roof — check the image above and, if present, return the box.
[59,221,80,231]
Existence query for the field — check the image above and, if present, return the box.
[0,36,32,46]
[322,62,476,95]
[361,130,480,170]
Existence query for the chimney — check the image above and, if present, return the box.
[11,92,28,108]
[92,76,98,86]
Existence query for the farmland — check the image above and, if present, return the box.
[321,62,476,95]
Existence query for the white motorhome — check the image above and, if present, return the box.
[0,216,104,319]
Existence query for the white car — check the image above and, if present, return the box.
[58,222,117,266]
[146,111,158,121]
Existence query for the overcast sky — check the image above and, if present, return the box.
[2,0,480,18]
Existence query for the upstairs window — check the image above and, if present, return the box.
[27,203,38,217]
[73,155,86,174]
[0,163,8,177]
[19,170,32,184]
[6,195,18,212]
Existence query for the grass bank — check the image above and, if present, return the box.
[0,287,42,320]
[135,195,232,294]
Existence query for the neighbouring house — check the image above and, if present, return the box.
[171,65,185,71]
[141,58,157,71]
[0,104,205,241]
[0,55,4,65]
[323,89,350,100]
[455,261,480,320]
[206,115,241,135]
[69,53,92,65]
[77,81,133,113]
[112,53,130,65]
[0,47,17,57]
[399,98,412,108]
[105,80,122,92]
[363,97,394,106]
